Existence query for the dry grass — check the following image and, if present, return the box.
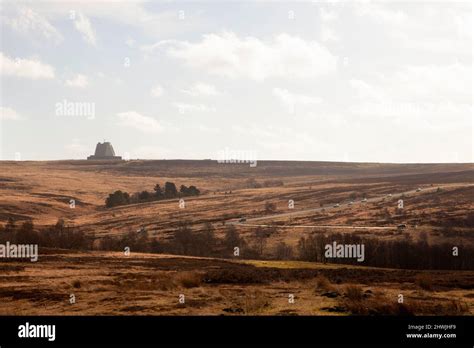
[242,290,271,314]
[176,271,202,288]
[315,275,335,292]
[341,289,470,316]
[345,284,364,301]
[415,274,433,291]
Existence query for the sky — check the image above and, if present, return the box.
[0,0,472,163]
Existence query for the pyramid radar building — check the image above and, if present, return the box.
[87,142,122,160]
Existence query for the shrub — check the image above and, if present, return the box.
[105,190,130,208]
[345,285,364,301]
[242,290,270,314]
[315,275,334,292]
[415,274,433,291]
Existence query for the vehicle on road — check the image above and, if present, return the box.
[388,194,392,197]
[397,224,407,229]
[362,198,367,202]
[333,203,340,208]
[348,201,353,205]
[239,218,246,223]
[416,188,422,192]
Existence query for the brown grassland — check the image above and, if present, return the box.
[0,160,473,315]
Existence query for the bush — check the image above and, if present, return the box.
[315,275,334,292]
[345,285,364,301]
[105,190,130,208]
[105,182,200,207]
[415,274,433,291]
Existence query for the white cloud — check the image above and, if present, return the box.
[0,52,55,79]
[321,27,339,42]
[198,125,220,133]
[389,63,471,102]
[22,3,205,40]
[116,111,163,134]
[65,74,89,88]
[349,79,385,101]
[355,3,407,25]
[125,37,135,47]
[1,6,62,44]
[73,12,97,46]
[64,139,88,159]
[156,32,337,80]
[320,8,338,22]
[348,63,472,126]
[0,106,22,121]
[150,84,164,97]
[181,83,221,96]
[173,103,216,114]
[273,88,322,113]
[355,3,470,56]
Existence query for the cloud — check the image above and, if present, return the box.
[272,88,322,113]
[319,8,339,42]
[155,32,337,80]
[354,3,470,56]
[173,103,216,114]
[1,6,62,44]
[348,63,472,126]
[20,3,205,40]
[355,3,408,25]
[0,52,55,79]
[73,12,97,46]
[150,84,164,97]
[198,125,220,133]
[125,37,135,47]
[64,139,88,159]
[116,111,163,134]
[65,74,88,88]
[0,106,22,120]
[349,79,385,101]
[181,83,221,96]
[320,8,338,22]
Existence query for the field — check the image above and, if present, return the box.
[0,160,473,315]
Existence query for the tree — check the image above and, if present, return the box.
[254,227,268,257]
[4,217,15,234]
[173,222,193,255]
[105,190,130,207]
[224,225,243,250]
[202,222,216,249]
[180,185,187,194]
[138,190,151,201]
[164,182,178,198]
[154,184,164,199]
[187,185,200,196]
[275,242,293,260]
[15,221,39,244]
